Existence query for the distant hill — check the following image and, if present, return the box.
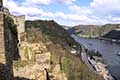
[62,25,70,30]
[103,29,120,40]
[68,24,120,37]
[67,27,77,35]
[100,24,120,36]
[68,25,101,36]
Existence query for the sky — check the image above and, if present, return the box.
[3,0,120,26]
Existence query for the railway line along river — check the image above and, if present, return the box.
[72,35,120,80]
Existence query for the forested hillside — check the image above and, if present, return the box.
[25,20,102,80]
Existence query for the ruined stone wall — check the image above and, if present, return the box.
[14,15,25,42]
[3,7,9,16]
[0,12,4,54]
[14,42,51,79]
[4,15,14,80]
[0,0,5,64]
[3,7,25,43]
[0,11,20,80]
[0,1,25,79]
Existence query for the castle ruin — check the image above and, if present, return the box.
[3,7,26,43]
[0,0,26,60]
[0,0,26,79]
[0,0,5,62]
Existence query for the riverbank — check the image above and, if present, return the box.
[98,37,120,44]
[72,35,116,80]
[76,34,120,43]
[82,45,114,80]
[88,56,114,80]
[77,35,120,44]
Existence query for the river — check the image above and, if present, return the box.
[72,35,120,80]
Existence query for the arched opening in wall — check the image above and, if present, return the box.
[18,44,21,47]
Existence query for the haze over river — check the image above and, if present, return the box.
[72,35,120,80]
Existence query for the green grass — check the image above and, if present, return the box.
[24,47,29,59]
[62,57,71,74]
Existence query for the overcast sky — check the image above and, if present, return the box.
[3,0,120,26]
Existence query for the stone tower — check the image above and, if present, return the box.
[11,15,26,42]
[0,0,14,79]
[3,7,26,43]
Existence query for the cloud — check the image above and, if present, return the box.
[54,0,76,4]
[22,0,76,5]
[68,0,120,25]
[4,0,43,16]
[91,0,120,10]
[90,0,120,24]
[90,0,120,16]
[3,0,120,26]
[23,0,51,5]
[69,4,92,15]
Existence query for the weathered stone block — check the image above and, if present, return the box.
[36,52,51,70]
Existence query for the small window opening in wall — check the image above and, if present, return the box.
[36,44,38,47]
[50,61,53,65]
[18,44,21,47]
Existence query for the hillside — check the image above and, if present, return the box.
[68,24,120,37]
[68,25,101,36]
[25,20,102,80]
[25,20,79,50]
[100,24,120,36]
[103,30,120,40]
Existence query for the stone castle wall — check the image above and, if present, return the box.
[10,15,25,42]
[0,12,4,54]
[0,12,6,65]
[0,11,21,80]
[0,0,23,79]
[3,7,25,43]
[4,15,15,80]
[0,0,5,64]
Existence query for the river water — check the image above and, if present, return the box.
[72,35,120,80]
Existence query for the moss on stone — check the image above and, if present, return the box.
[24,47,29,59]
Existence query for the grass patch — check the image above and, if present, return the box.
[24,47,29,59]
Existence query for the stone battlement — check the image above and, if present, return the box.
[3,7,9,16]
